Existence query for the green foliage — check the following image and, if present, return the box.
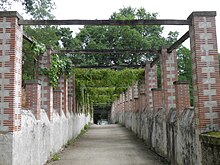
[22,26,75,83]
[31,40,46,55]
[177,46,193,105]
[0,0,55,19]
[206,132,220,138]
[40,54,73,88]
[84,124,89,130]
[22,38,47,84]
[70,7,179,66]
[74,68,144,105]
[24,26,61,48]
[51,153,60,161]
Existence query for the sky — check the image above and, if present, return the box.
[12,0,220,49]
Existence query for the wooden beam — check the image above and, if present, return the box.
[53,49,160,55]
[23,33,34,44]
[167,31,189,53]
[75,64,146,69]
[19,19,190,26]
[150,56,160,67]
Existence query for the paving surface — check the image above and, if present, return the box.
[47,124,168,165]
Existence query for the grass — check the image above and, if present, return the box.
[65,124,90,147]
[206,132,220,138]
[51,153,60,161]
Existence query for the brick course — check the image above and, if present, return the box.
[188,11,220,131]
[25,80,41,119]
[160,47,178,115]
[145,64,157,112]
[173,81,190,117]
[0,12,23,132]
[39,47,53,120]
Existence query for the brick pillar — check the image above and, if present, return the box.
[0,11,23,132]
[68,76,75,113]
[119,94,123,112]
[122,93,125,112]
[145,64,158,112]
[160,47,178,115]
[39,46,53,120]
[25,80,41,119]
[129,87,133,111]
[68,94,73,113]
[58,75,68,115]
[139,81,146,112]
[53,89,62,115]
[152,88,163,112]
[124,91,129,111]
[173,81,190,117]
[133,82,139,112]
[188,11,220,131]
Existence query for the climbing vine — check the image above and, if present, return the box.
[31,40,46,55]
[40,54,73,88]
[25,39,145,106]
[74,68,144,105]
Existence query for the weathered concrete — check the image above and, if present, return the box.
[200,133,220,165]
[47,124,168,165]
[112,108,197,164]
[0,110,91,165]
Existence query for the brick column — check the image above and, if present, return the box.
[133,82,139,112]
[124,91,129,111]
[58,75,68,116]
[160,47,178,115]
[68,76,75,113]
[129,87,133,111]
[25,80,41,119]
[0,11,23,132]
[139,81,146,112]
[188,11,220,131]
[152,88,163,112]
[145,64,158,111]
[68,94,73,113]
[53,89,62,115]
[173,81,190,117]
[39,46,53,120]
[122,93,125,112]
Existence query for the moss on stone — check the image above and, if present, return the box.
[207,132,220,138]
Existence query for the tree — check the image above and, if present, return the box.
[22,26,74,83]
[71,7,179,66]
[69,6,181,98]
[0,0,55,19]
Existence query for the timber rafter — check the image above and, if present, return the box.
[52,49,161,55]
[19,19,190,26]
[74,64,146,69]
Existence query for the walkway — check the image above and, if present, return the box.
[47,124,168,165]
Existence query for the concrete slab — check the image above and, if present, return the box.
[47,124,168,165]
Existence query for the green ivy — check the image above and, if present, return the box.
[74,68,144,105]
[31,40,46,55]
[40,54,73,88]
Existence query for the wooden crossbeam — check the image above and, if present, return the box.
[75,64,146,69]
[167,31,189,53]
[53,49,160,55]
[150,31,190,67]
[150,56,160,67]
[23,33,34,44]
[19,19,190,26]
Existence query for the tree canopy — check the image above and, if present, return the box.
[20,6,192,107]
[70,7,178,66]
[0,0,55,19]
